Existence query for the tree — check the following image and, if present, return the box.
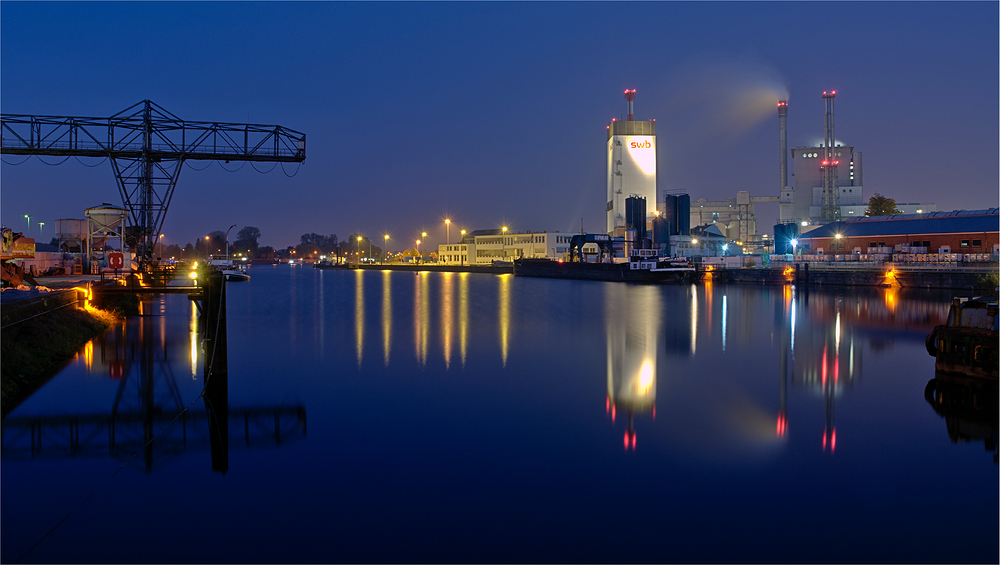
[234,226,261,257]
[866,192,902,216]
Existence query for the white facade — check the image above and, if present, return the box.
[607,124,657,235]
[437,232,577,265]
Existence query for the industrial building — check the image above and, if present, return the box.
[437,229,577,266]
[607,90,657,237]
[793,208,999,257]
[778,92,933,228]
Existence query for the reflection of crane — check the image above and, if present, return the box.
[1,101,306,265]
[1,282,306,472]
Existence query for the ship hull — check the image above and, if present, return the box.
[513,259,692,283]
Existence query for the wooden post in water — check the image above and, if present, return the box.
[202,271,229,474]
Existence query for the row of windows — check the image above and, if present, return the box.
[863,240,984,248]
[801,152,844,158]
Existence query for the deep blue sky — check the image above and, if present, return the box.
[2,2,997,251]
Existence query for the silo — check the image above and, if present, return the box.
[664,195,678,236]
[774,223,788,254]
[625,196,647,241]
[677,194,691,235]
[651,216,670,256]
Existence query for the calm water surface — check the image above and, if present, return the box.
[2,265,997,563]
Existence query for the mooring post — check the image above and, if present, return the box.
[202,271,229,474]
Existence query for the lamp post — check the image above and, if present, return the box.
[421,232,427,263]
[445,219,451,244]
[38,222,44,240]
[415,239,421,264]
[383,234,389,264]
[501,226,508,262]
[460,229,466,266]
[158,233,165,259]
[357,236,363,267]
[835,233,842,255]
[24,214,30,235]
[791,238,798,258]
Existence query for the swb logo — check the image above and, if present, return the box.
[629,140,651,149]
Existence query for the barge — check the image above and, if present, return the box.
[513,254,694,284]
[925,292,998,380]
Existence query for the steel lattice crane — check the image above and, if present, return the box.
[1,100,306,266]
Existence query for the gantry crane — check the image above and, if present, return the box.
[1,100,306,266]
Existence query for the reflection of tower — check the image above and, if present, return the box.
[607,89,657,236]
[776,286,794,438]
[605,285,660,450]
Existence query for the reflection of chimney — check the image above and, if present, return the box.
[778,100,788,191]
[625,89,636,121]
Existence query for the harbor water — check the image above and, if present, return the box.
[2,265,997,563]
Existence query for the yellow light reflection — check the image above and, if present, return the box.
[190,299,199,379]
[636,361,654,395]
[498,274,510,367]
[355,269,364,367]
[84,340,93,373]
[459,273,468,368]
[441,273,453,369]
[690,284,698,355]
[414,272,429,366]
[382,270,392,367]
[884,286,897,313]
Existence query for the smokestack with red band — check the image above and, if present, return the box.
[778,100,788,191]
[625,89,636,121]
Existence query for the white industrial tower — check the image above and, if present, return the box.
[607,89,657,236]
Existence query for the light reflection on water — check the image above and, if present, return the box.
[1,266,996,564]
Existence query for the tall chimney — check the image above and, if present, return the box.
[778,100,788,191]
[625,89,636,121]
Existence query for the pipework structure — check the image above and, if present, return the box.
[607,89,657,236]
[1,100,306,266]
[820,91,840,223]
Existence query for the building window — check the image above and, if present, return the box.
[972,239,982,247]
[961,239,969,247]
[922,241,930,247]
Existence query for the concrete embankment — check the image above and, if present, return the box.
[319,264,513,275]
[700,265,997,291]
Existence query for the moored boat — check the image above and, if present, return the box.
[513,255,694,283]
[925,292,998,380]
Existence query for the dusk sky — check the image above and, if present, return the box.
[2,1,997,252]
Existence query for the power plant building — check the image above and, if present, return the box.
[607,90,657,236]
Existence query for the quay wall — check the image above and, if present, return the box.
[318,264,513,275]
[701,265,996,291]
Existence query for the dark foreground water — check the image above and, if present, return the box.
[2,265,997,563]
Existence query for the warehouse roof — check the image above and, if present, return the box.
[797,209,999,239]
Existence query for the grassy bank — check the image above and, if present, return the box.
[1,302,120,417]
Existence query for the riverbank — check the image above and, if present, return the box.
[1,289,129,417]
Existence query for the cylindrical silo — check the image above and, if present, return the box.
[664,195,678,236]
[677,194,691,235]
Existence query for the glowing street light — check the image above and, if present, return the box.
[383,234,390,264]
[415,239,422,264]
[38,222,44,238]
[445,219,451,244]
[460,230,467,265]
[357,235,363,267]
[791,238,798,257]
[158,233,165,259]
[24,214,30,234]
[501,226,508,261]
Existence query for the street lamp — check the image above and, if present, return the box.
[158,233,165,259]
[38,222,44,239]
[357,236,363,267]
[415,239,421,264]
[791,238,798,257]
[383,234,389,265]
[24,214,30,235]
[445,219,451,244]
[460,229,466,266]
[501,226,508,261]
